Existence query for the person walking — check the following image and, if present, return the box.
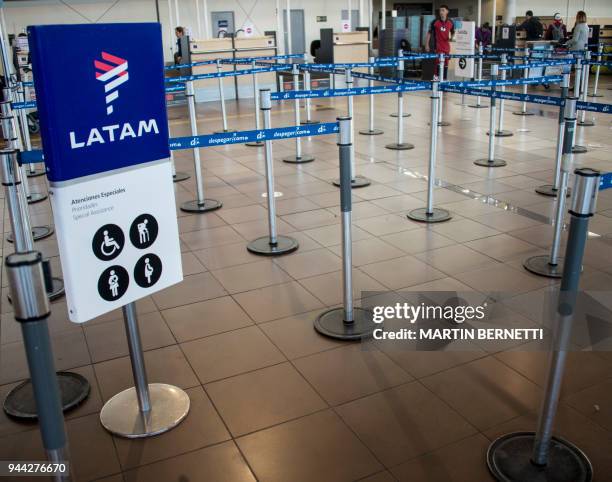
[425,5,455,79]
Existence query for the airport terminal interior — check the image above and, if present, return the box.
[0,0,612,481]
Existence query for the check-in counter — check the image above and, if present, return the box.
[332,31,370,63]
[234,35,278,97]
[190,38,234,99]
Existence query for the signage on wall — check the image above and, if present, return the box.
[341,21,351,33]
[453,20,475,79]
[316,16,327,22]
[243,22,254,37]
[29,23,183,323]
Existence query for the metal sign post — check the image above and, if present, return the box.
[407,81,452,223]
[524,97,577,278]
[246,60,265,146]
[180,81,222,213]
[588,44,603,97]
[571,56,588,154]
[215,59,229,133]
[536,73,571,197]
[247,89,299,255]
[470,44,488,108]
[488,168,598,482]
[513,47,534,116]
[436,53,451,126]
[490,53,512,137]
[359,56,384,135]
[315,117,375,340]
[301,66,318,125]
[283,63,315,163]
[474,64,507,167]
[577,51,594,127]
[386,52,414,150]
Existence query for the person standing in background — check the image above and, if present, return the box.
[545,13,568,43]
[567,11,589,51]
[425,4,455,79]
[518,10,544,41]
[476,22,492,49]
[174,26,184,64]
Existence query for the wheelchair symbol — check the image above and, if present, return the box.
[92,224,125,261]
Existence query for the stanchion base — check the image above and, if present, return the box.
[172,171,191,183]
[535,185,572,197]
[437,121,451,127]
[385,143,415,151]
[359,129,384,136]
[390,112,411,118]
[487,432,593,482]
[572,145,588,154]
[301,120,321,125]
[100,383,190,438]
[314,307,375,340]
[214,129,230,134]
[26,168,46,178]
[407,207,452,223]
[7,225,54,243]
[577,120,595,127]
[332,176,371,188]
[587,92,603,98]
[513,111,535,116]
[247,235,299,256]
[523,255,564,279]
[487,130,514,137]
[245,141,264,147]
[180,199,223,213]
[282,155,315,164]
[47,277,65,301]
[469,104,489,108]
[3,372,91,419]
[26,192,48,204]
[474,158,507,167]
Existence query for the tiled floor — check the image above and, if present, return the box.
[1,77,611,481]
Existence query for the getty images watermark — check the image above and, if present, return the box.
[359,291,612,352]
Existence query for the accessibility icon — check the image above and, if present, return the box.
[130,214,158,249]
[92,224,125,261]
[98,265,129,301]
[134,253,162,288]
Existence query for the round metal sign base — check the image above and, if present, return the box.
[214,129,230,134]
[572,145,588,154]
[172,171,191,183]
[523,255,564,279]
[487,432,593,482]
[474,158,507,167]
[301,120,321,125]
[26,168,46,178]
[513,111,535,116]
[390,112,411,118]
[180,199,223,213]
[7,225,54,244]
[469,104,489,108]
[385,142,415,151]
[247,235,299,256]
[407,207,452,223]
[359,129,384,136]
[3,372,90,419]
[577,120,595,127]
[100,383,190,439]
[587,92,603,98]
[314,307,375,341]
[27,192,48,204]
[437,121,451,127]
[245,141,264,147]
[332,175,371,189]
[282,155,315,164]
[487,130,514,137]
[535,185,572,198]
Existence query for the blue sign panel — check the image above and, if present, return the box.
[28,23,169,183]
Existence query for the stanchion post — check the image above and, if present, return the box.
[247,89,299,255]
[571,56,588,154]
[215,59,229,133]
[513,47,534,116]
[17,82,44,177]
[100,301,190,437]
[436,53,451,126]
[7,251,73,481]
[179,81,222,213]
[170,115,190,183]
[577,50,594,127]
[314,117,375,340]
[302,56,318,125]
[487,168,598,482]
[283,63,315,164]
[491,53,512,137]
[470,44,488,108]
[524,96,577,278]
[386,51,414,150]
[407,81,452,223]
[474,64,506,167]
[589,43,603,97]
[359,56,384,135]
[246,60,264,147]
[390,50,410,118]
[536,73,571,197]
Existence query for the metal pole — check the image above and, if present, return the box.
[283,64,314,164]
[577,50,593,126]
[124,303,151,413]
[19,82,44,177]
[471,44,487,108]
[571,57,587,154]
[7,251,72,481]
[169,107,190,182]
[513,47,534,116]
[475,64,506,167]
[493,53,512,136]
[437,53,450,126]
[194,0,202,38]
[524,97,577,278]
[167,0,175,55]
[360,56,383,135]
[536,73,570,197]
[314,117,375,341]
[408,81,452,223]
[180,81,222,213]
[248,89,298,255]
[589,43,603,97]
[246,60,264,146]
[1,148,33,252]
[286,0,292,55]
[301,68,317,124]
[386,52,413,150]
[215,60,228,133]
[174,0,180,26]
[202,0,209,39]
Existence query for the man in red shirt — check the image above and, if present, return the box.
[425,5,455,79]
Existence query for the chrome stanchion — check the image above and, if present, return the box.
[407,80,452,223]
[100,302,190,438]
[489,53,512,137]
[386,52,414,150]
[469,44,488,108]
[513,47,535,116]
[359,56,384,135]
[524,97,578,278]
[571,56,588,154]
[474,64,506,167]
[536,73,571,197]
[247,89,299,255]
[333,69,370,188]
[214,59,229,134]
[488,168,598,482]
[18,82,45,178]
[390,51,410,118]
[588,44,603,98]
[246,60,265,147]
[577,51,594,127]
[6,251,73,481]
[314,117,375,340]
[301,67,318,125]
[436,53,451,126]
[283,63,315,164]
[180,80,222,213]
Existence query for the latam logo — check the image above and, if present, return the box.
[95,52,129,115]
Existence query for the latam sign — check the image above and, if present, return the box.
[28,23,169,183]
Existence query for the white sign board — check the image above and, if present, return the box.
[453,20,475,78]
